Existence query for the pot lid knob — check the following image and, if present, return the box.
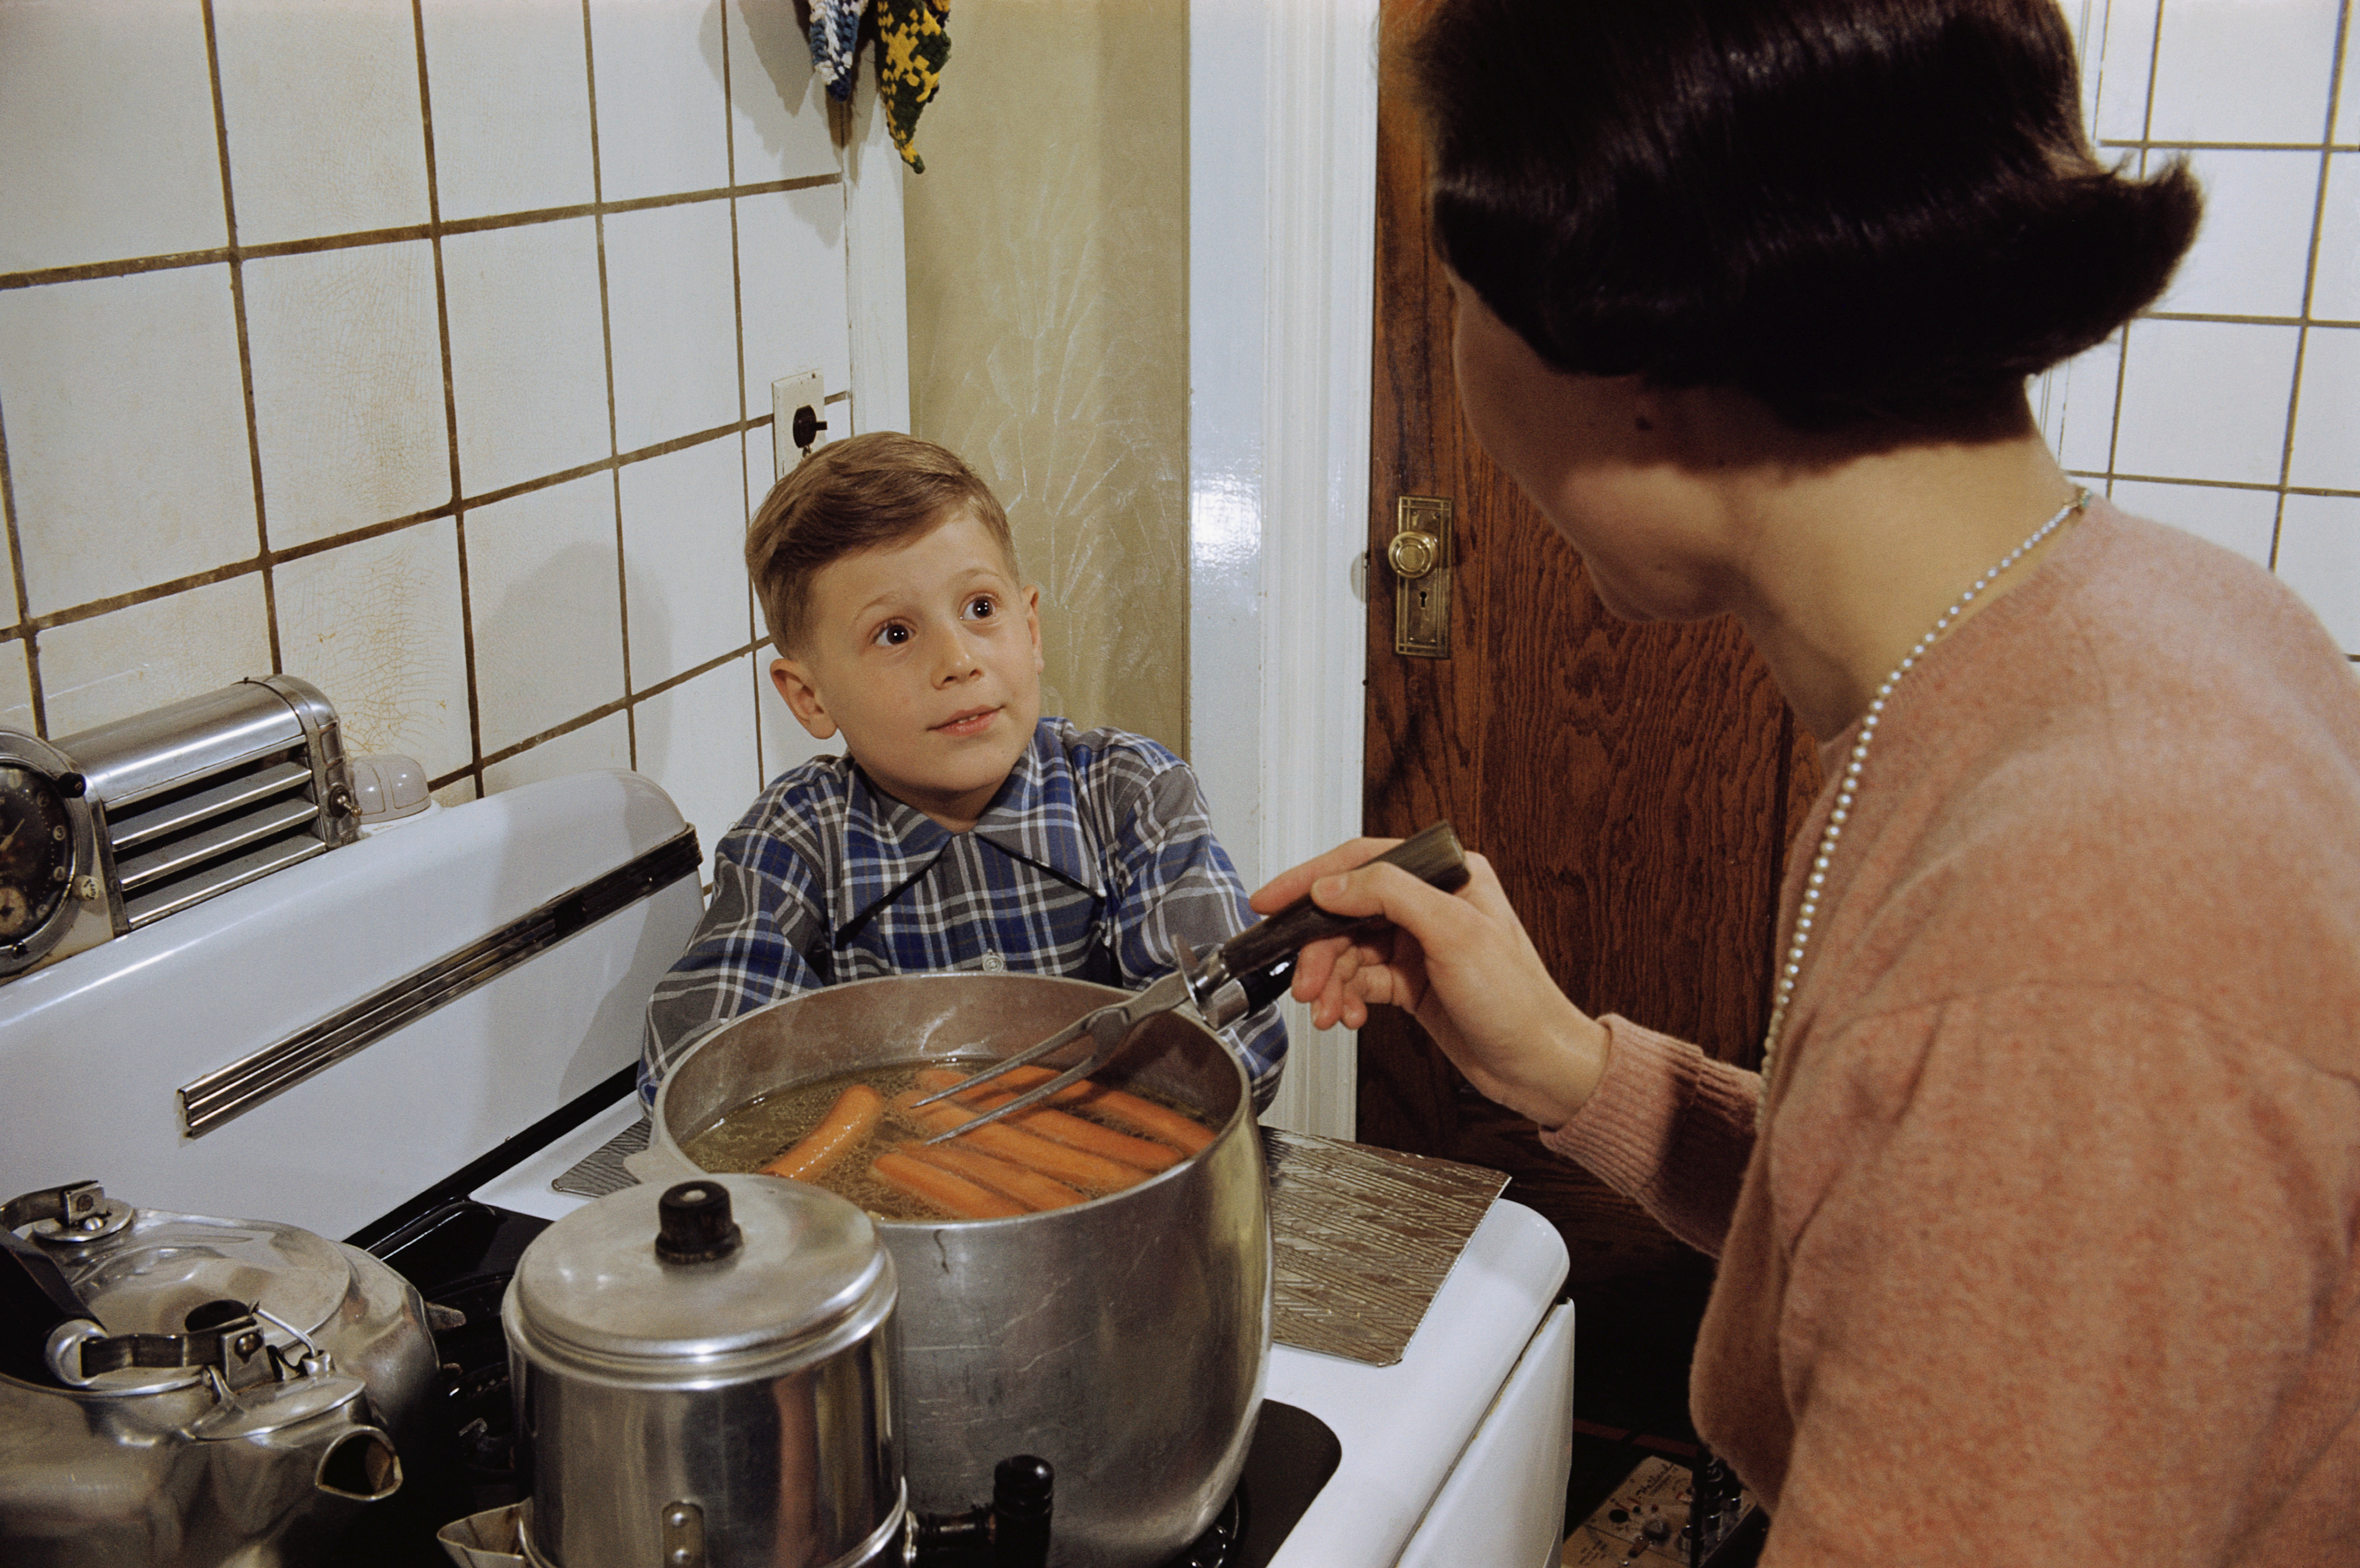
[654,1182,741,1265]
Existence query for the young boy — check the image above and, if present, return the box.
[642,432,1288,1109]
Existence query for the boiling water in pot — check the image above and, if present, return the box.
[680,1057,1215,1222]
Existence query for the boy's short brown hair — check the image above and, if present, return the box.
[746,431,1018,655]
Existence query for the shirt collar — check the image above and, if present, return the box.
[829,721,1103,933]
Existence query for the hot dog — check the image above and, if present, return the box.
[939,1081,1184,1172]
[941,1063,1216,1156]
[760,1083,887,1181]
[890,1090,1151,1194]
[903,1141,1086,1211]
[872,1148,1027,1220]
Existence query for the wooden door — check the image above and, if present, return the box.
[1358,6,1823,1303]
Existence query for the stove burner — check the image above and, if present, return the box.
[338,1200,550,1566]
[1168,1486,1246,1568]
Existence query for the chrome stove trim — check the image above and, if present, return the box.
[177,825,701,1137]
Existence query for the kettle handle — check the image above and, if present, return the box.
[0,1227,91,1387]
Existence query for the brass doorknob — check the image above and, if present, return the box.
[1387,530,1439,580]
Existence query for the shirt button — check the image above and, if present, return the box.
[979,951,1005,972]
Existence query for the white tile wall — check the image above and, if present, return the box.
[244,240,450,549]
[442,216,612,494]
[419,0,598,223]
[2320,156,2360,321]
[2113,319,2300,485]
[727,0,845,185]
[0,0,225,275]
[2291,327,2360,490]
[275,518,473,776]
[738,186,855,404]
[0,642,30,736]
[483,709,632,793]
[463,473,626,755]
[0,265,256,613]
[213,0,433,247]
[38,576,274,738]
[2042,0,2360,656]
[0,0,867,822]
[587,0,734,202]
[2146,0,2342,145]
[2084,0,2160,145]
[633,654,763,853]
[2275,494,2360,647]
[2156,148,2322,318]
[604,200,744,451]
[2111,478,2280,565]
[621,434,757,688]
[2341,19,2360,145]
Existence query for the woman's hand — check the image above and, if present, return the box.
[1251,839,1610,1128]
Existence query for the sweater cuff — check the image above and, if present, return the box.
[1536,1014,1691,1182]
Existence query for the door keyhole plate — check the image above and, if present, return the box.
[1391,495,1454,659]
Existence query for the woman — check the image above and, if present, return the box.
[1259,0,2360,1560]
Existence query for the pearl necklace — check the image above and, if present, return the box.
[1758,488,2090,1094]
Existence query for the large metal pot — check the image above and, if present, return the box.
[638,974,1273,1568]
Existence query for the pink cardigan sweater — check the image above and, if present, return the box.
[1545,502,2360,1565]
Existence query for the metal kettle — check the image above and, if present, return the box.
[0,1180,439,1567]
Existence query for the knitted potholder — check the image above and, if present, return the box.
[875,0,951,172]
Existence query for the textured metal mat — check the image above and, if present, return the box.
[1263,1128,1507,1366]
[551,1115,649,1200]
[554,1120,1506,1367]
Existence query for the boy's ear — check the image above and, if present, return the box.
[770,657,839,740]
[1023,585,1043,674]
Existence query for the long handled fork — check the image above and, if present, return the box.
[910,822,1470,1144]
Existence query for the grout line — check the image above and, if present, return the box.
[1,248,237,292]
[15,561,278,635]
[0,180,840,296]
[475,699,635,774]
[410,0,485,800]
[197,0,283,677]
[2100,137,2360,151]
[721,0,767,788]
[2089,470,2360,497]
[0,413,45,736]
[580,0,637,775]
[2146,309,2346,328]
[2098,0,2172,500]
[0,421,777,644]
[2270,0,2354,570]
[2274,0,2360,563]
[473,638,765,778]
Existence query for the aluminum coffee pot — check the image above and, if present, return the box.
[492,1175,905,1568]
[0,1180,439,1567]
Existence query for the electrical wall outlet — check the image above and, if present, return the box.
[771,371,825,478]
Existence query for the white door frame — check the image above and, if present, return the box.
[1188,0,1382,1138]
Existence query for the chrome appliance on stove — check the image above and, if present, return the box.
[0,683,1574,1567]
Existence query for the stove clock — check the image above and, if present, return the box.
[0,732,103,978]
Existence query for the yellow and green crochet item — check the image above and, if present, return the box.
[875,0,951,172]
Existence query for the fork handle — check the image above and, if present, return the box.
[1213,822,1469,986]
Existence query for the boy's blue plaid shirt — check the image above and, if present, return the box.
[642,718,1288,1104]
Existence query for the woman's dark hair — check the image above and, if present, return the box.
[1411,0,2201,433]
